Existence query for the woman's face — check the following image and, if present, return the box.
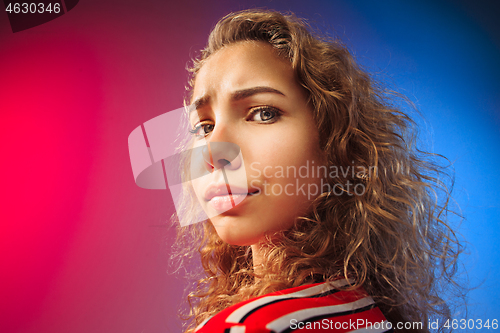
[189,41,325,246]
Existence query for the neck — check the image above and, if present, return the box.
[251,235,283,276]
[251,244,264,275]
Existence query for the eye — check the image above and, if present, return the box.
[249,106,281,123]
[189,122,214,138]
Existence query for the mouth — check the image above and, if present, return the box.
[204,185,259,212]
[204,184,258,201]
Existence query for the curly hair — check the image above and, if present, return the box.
[173,9,463,333]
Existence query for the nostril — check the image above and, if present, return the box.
[216,159,230,169]
[201,142,241,172]
[206,161,215,172]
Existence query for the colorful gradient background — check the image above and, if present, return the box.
[0,0,498,332]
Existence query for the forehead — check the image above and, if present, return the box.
[192,41,295,100]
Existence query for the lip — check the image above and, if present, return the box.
[204,183,254,202]
[203,184,260,213]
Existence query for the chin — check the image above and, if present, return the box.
[218,234,261,246]
[212,225,263,246]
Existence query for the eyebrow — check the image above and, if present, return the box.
[190,86,285,113]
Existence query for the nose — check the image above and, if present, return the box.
[202,142,242,172]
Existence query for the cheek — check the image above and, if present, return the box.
[190,178,203,204]
[277,135,321,168]
[254,127,316,160]
[189,141,208,184]
[246,139,321,184]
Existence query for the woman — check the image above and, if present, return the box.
[175,9,462,333]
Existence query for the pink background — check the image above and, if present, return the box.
[0,1,212,331]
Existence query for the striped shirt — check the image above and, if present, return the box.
[194,279,393,332]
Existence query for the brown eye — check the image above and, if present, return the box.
[190,122,214,138]
[250,107,281,123]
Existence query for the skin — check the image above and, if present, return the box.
[189,41,325,267]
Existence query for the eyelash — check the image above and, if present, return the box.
[189,106,282,139]
[189,122,214,139]
[248,106,282,123]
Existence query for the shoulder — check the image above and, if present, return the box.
[194,279,393,332]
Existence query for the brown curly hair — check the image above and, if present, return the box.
[173,9,463,333]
